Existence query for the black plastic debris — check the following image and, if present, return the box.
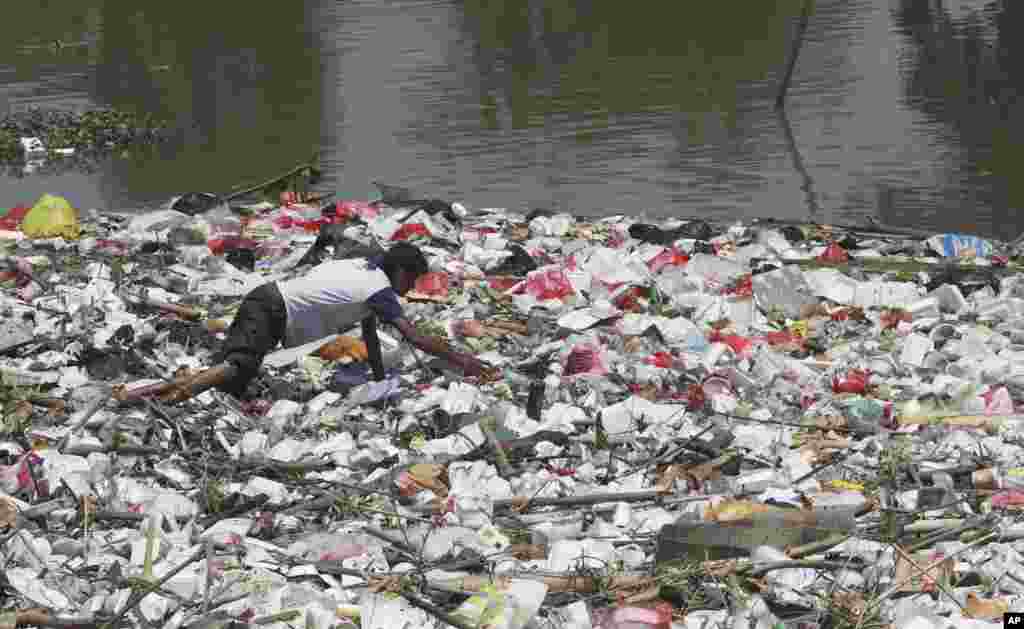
[169,192,224,216]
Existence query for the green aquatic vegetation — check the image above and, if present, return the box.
[0,107,169,171]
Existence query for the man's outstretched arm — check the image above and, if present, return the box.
[390,317,488,376]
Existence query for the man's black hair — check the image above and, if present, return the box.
[381,242,429,283]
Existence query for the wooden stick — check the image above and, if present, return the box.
[223,161,320,202]
[107,546,206,628]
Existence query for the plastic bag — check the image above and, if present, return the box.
[20,194,80,240]
[523,266,575,301]
[646,246,689,273]
[332,200,378,222]
[391,223,431,241]
[926,233,994,259]
[0,205,31,231]
[833,369,870,394]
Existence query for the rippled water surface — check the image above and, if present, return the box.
[1,0,1021,237]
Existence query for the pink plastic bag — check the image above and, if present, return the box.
[983,386,1014,415]
[595,603,672,629]
[993,490,1024,509]
[0,452,41,495]
[523,266,575,300]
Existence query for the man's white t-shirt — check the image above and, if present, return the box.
[276,258,404,348]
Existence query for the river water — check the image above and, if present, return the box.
[1,0,1020,238]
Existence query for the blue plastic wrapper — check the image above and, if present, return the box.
[926,233,994,259]
[331,363,399,389]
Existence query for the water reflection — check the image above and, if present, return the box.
[0,1,322,211]
[887,0,1023,235]
[0,0,1018,238]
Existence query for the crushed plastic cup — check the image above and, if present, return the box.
[929,284,968,313]
[900,333,934,368]
[751,265,817,319]
[906,297,940,320]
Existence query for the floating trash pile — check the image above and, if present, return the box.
[1,184,1024,629]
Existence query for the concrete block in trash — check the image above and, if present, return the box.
[752,265,817,319]
[655,508,855,563]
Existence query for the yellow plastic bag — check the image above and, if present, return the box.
[20,194,80,240]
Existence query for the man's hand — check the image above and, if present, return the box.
[392,318,494,377]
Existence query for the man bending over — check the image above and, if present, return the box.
[161,242,488,401]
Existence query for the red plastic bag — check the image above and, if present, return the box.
[646,246,689,273]
[523,266,575,301]
[333,200,378,222]
[391,223,431,241]
[708,330,753,355]
[0,205,31,231]
[208,236,259,256]
[645,352,675,368]
[415,272,450,297]
[818,242,850,263]
[832,369,870,394]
